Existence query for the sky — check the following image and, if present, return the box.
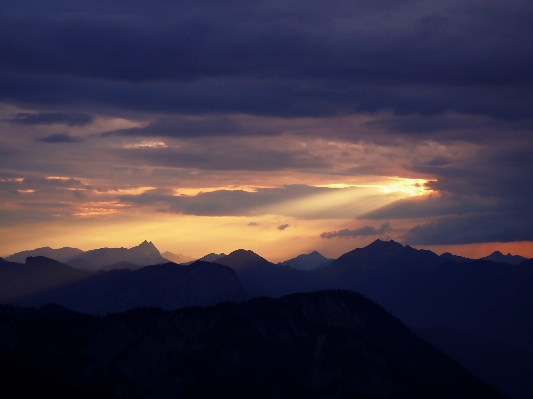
[1,0,532,262]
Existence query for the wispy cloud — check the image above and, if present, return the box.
[321,222,391,239]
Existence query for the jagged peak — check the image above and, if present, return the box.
[228,249,263,258]
[365,239,404,249]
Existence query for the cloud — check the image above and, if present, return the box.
[321,222,391,239]
[3,112,93,126]
[115,146,329,171]
[403,213,533,245]
[36,133,82,143]
[105,116,255,138]
[118,185,381,219]
[119,185,333,217]
[277,224,289,231]
[360,194,501,220]
[0,2,532,119]
[248,222,258,226]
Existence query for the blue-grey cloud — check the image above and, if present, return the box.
[403,213,533,245]
[321,222,391,239]
[115,146,328,171]
[36,133,82,143]
[119,185,365,218]
[3,112,93,126]
[0,1,531,119]
[104,115,277,138]
[119,185,329,217]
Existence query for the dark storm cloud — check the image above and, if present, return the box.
[0,176,91,195]
[403,213,533,245]
[360,141,533,244]
[360,194,500,220]
[1,0,532,248]
[116,146,328,171]
[105,115,276,138]
[36,133,82,143]
[321,222,391,239]
[0,1,532,119]
[3,112,93,126]
[120,185,336,217]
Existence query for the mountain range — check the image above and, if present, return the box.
[1,290,504,399]
[481,251,528,265]
[1,258,248,315]
[5,241,168,271]
[1,239,532,399]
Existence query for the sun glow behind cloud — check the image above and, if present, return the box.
[317,178,435,197]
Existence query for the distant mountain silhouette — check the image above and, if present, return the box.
[418,327,533,399]
[439,252,472,263]
[178,252,227,265]
[316,239,442,291]
[161,251,194,264]
[215,249,321,296]
[0,256,91,302]
[0,290,504,399]
[66,240,167,271]
[99,261,140,271]
[6,246,84,263]
[371,259,533,352]
[481,250,528,265]
[12,260,249,315]
[0,257,8,264]
[279,250,333,270]
[312,239,533,397]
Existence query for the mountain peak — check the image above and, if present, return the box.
[481,250,527,265]
[228,249,265,260]
[215,249,270,269]
[279,250,331,271]
[365,239,405,250]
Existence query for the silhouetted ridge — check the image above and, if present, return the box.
[279,250,332,271]
[482,251,528,265]
[0,256,92,302]
[316,239,440,290]
[216,249,270,269]
[0,290,505,399]
[418,326,533,399]
[66,240,167,271]
[8,260,249,315]
[6,246,84,264]
[216,250,321,297]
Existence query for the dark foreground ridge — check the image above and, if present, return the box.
[0,290,504,399]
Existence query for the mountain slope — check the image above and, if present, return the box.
[160,251,194,264]
[0,290,505,399]
[12,261,249,315]
[215,249,321,296]
[481,251,528,265]
[0,257,92,302]
[316,239,441,291]
[418,327,533,399]
[372,259,533,351]
[6,246,84,264]
[279,250,332,270]
[66,240,167,271]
